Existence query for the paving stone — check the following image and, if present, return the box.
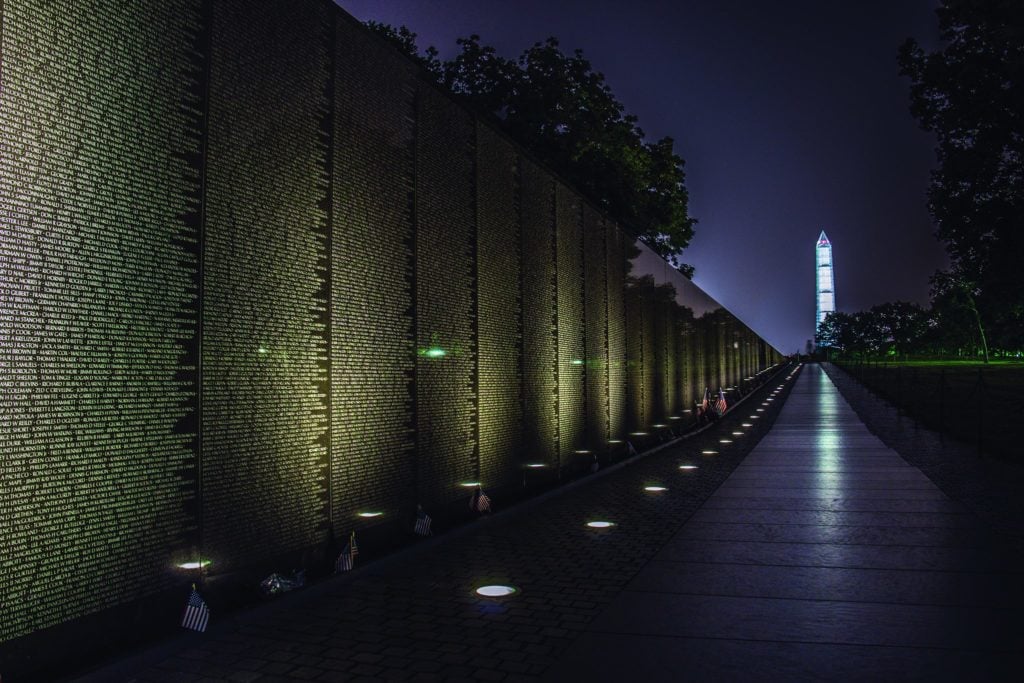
[75,368,799,682]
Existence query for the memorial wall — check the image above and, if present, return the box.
[0,0,782,658]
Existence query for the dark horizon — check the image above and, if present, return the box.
[336,0,948,353]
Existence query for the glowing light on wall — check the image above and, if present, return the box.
[177,560,212,570]
[419,346,447,358]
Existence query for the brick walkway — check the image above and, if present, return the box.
[74,364,1023,681]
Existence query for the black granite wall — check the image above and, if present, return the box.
[0,0,781,666]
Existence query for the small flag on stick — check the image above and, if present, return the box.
[335,531,358,573]
[414,505,432,536]
[714,387,728,417]
[469,485,491,514]
[181,584,210,632]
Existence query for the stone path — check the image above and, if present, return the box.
[547,364,1023,681]
[72,364,1023,682]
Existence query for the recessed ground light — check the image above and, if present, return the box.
[732,431,743,436]
[608,440,623,444]
[701,450,718,455]
[587,521,615,528]
[679,465,698,470]
[526,463,546,468]
[177,560,211,570]
[669,416,682,420]
[682,409,692,413]
[652,424,667,428]
[630,432,648,436]
[644,486,668,492]
[756,408,765,412]
[752,416,761,419]
[358,512,383,518]
[742,423,753,427]
[574,450,591,454]
[476,585,518,597]
[461,481,481,487]
[719,439,732,444]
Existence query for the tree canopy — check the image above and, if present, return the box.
[367,23,697,277]
[898,0,1024,352]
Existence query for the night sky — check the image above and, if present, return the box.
[336,0,947,354]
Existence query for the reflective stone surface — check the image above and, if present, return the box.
[549,365,1024,680]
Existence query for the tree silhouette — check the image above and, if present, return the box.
[899,0,1024,352]
[367,25,697,277]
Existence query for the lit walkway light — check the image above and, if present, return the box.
[526,463,546,468]
[741,423,753,427]
[701,450,718,455]
[476,585,517,597]
[460,481,481,488]
[177,560,211,570]
[679,465,698,470]
[587,521,615,528]
[719,439,732,444]
[732,431,743,436]
[357,512,383,518]
[644,486,667,492]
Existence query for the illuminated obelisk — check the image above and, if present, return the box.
[815,230,835,334]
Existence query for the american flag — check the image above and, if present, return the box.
[714,387,728,416]
[414,507,432,536]
[335,539,354,573]
[700,387,711,414]
[181,586,209,632]
[470,485,491,514]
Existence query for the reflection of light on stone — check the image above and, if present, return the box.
[177,560,211,570]
[741,423,753,427]
[476,585,517,597]
[644,486,667,492]
[682,409,692,413]
[258,347,268,354]
[719,439,732,444]
[358,512,383,517]
[608,440,623,444]
[571,359,584,365]
[526,463,546,468]
[587,521,614,528]
[574,450,591,454]
[652,424,667,428]
[630,432,648,436]
[669,416,682,420]
[460,481,481,487]
[732,431,743,436]
[756,408,765,412]
[701,450,717,455]
[679,465,698,470]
